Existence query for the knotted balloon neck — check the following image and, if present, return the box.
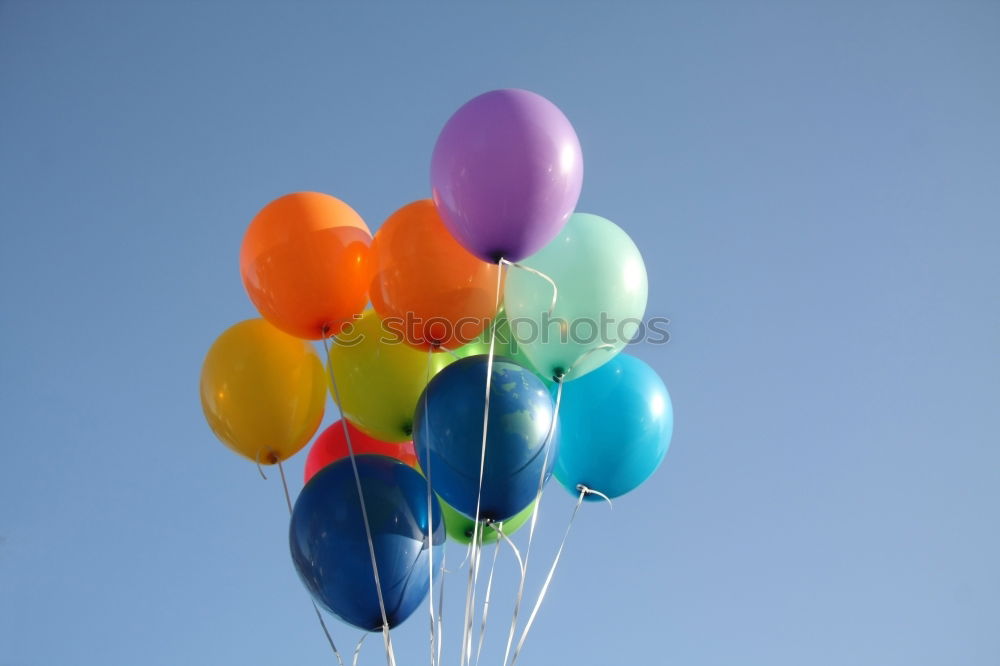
[575,484,614,509]
[254,448,278,479]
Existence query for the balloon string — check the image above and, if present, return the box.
[509,485,611,666]
[254,448,269,480]
[501,377,564,666]
[445,540,473,573]
[260,456,345,666]
[462,261,506,666]
[580,485,614,509]
[494,523,526,578]
[475,529,503,666]
[563,343,616,380]
[462,526,484,666]
[438,345,462,360]
[435,542,447,666]
[276,458,293,512]
[352,633,368,666]
[499,259,558,316]
[322,332,398,666]
[424,346,438,666]
[313,605,347,666]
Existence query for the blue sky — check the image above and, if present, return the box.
[1,2,998,664]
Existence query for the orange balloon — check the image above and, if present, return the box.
[370,200,501,350]
[241,192,372,340]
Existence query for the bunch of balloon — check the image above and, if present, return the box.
[197,88,675,666]
[430,89,668,500]
[422,88,673,665]
[199,191,450,654]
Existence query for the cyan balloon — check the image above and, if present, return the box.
[289,455,444,631]
[414,356,558,522]
[553,354,672,500]
[504,213,647,382]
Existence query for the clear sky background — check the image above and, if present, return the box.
[1,2,998,665]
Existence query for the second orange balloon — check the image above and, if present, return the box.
[370,199,501,350]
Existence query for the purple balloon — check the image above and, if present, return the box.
[431,89,583,263]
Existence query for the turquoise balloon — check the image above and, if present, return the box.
[552,354,672,500]
[504,213,647,381]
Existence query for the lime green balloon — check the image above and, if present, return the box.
[439,496,536,545]
[327,310,453,442]
[505,213,648,381]
[453,311,554,386]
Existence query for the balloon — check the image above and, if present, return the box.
[439,497,536,545]
[370,200,502,350]
[504,213,648,381]
[553,354,672,500]
[414,356,558,522]
[304,420,418,483]
[200,319,326,463]
[454,310,553,386]
[240,192,372,340]
[290,455,444,631]
[431,89,583,263]
[327,310,453,442]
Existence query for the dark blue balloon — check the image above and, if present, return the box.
[289,454,444,631]
[414,355,558,522]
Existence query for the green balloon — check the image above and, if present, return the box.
[439,496,536,545]
[504,213,647,381]
[452,312,552,385]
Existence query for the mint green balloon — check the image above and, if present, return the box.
[504,213,647,381]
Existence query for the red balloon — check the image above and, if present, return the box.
[304,419,419,483]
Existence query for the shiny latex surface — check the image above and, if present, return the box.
[414,355,558,522]
[304,419,418,483]
[289,455,445,631]
[370,199,501,350]
[240,192,372,340]
[553,353,672,500]
[326,310,453,442]
[200,318,326,463]
[453,310,552,385]
[505,213,648,381]
[439,497,536,545]
[431,89,583,263]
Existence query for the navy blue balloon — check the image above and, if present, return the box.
[289,454,444,631]
[553,353,672,500]
[414,355,558,522]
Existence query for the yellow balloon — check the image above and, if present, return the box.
[326,310,453,442]
[200,319,327,463]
